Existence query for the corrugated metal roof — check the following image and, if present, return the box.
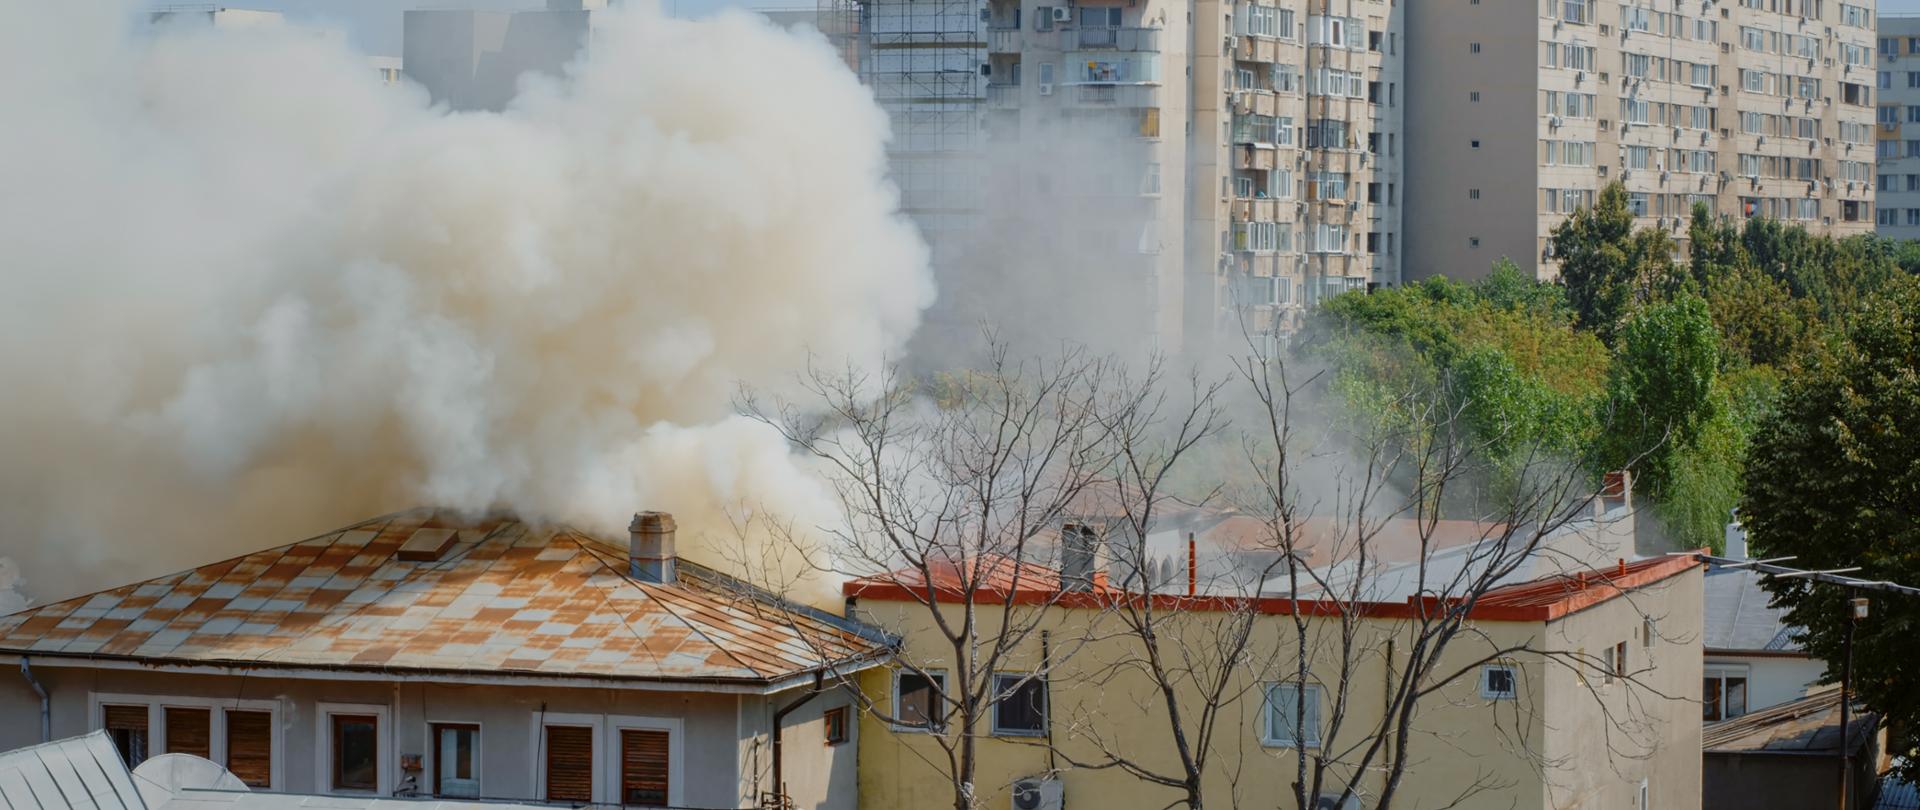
[1877,774,1920,810]
[1702,568,1804,652]
[1703,690,1877,754]
[0,731,146,810]
[0,510,888,685]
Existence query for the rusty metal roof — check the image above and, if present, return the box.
[0,510,889,686]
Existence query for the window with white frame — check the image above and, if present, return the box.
[319,704,387,794]
[1479,664,1518,699]
[1262,683,1322,747]
[533,713,682,808]
[93,694,281,790]
[1703,665,1750,721]
[1272,64,1298,93]
[1562,0,1589,24]
[431,723,481,799]
[991,673,1048,736]
[894,670,947,730]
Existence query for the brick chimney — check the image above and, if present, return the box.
[629,512,676,584]
[1598,470,1633,516]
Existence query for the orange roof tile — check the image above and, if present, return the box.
[0,509,889,686]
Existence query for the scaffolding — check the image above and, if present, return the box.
[853,0,987,242]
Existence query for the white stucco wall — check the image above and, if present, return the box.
[1706,653,1829,716]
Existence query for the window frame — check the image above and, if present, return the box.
[1479,664,1518,700]
[90,692,283,790]
[1703,664,1752,722]
[1260,682,1322,748]
[892,669,949,732]
[323,709,385,794]
[608,716,683,809]
[427,721,483,799]
[989,672,1050,737]
[534,715,602,805]
[823,706,850,746]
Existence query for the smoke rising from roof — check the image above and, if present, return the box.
[0,3,932,606]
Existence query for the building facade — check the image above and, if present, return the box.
[1876,16,1920,239]
[1408,0,1880,282]
[0,510,887,810]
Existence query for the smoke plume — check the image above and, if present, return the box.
[0,2,933,606]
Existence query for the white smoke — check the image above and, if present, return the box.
[0,2,932,606]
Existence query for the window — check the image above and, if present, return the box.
[331,715,378,792]
[543,725,594,803]
[823,707,849,745]
[1703,666,1749,721]
[619,729,670,806]
[1471,42,1482,54]
[432,724,480,799]
[1908,209,1920,226]
[104,705,149,768]
[1562,0,1589,24]
[1469,237,1481,248]
[895,671,946,730]
[1480,665,1517,699]
[226,710,273,789]
[1470,139,1481,149]
[1262,683,1321,747]
[165,707,211,758]
[992,674,1048,736]
[1469,188,1481,200]
[1272,64,1298,93]
[1610,641,1628,681]
[1471,91,1481,102]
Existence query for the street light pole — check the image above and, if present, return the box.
[1838,595,1868,810]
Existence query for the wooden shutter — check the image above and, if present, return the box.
[544,726,594,804]
[104,705,147,733]
[164,707,211,758]
[619,729,669,807]
[225,711,272,788]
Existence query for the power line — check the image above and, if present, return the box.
[1682,552,1920,597]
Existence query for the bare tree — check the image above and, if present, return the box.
[736,341,1125,810]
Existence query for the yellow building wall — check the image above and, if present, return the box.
[849,567,1701,810]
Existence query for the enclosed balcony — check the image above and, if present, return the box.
[1075,27,1162,51]
[989,27,1020,54]
[1065,83,1161,108]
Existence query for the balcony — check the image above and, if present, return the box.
[1233,144,1278,171]
[1235,36,1280,63]
[986,83,1019,109]
[1064,83,1161,108]
[1234,197,1281,221]
[989,27,1020,54]
[1075,26,1162,51]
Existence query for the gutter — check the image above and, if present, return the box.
[770,671,827,804]
[19,657,49,743]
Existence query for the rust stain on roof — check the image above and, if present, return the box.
[0,509,887,684]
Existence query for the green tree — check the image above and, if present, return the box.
[1704,266,1817,369]
[1596,294,1726,548]
[1741,282,1920,782]
[1551,182,1685,342]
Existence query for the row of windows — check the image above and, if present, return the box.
[1228,221,1354,253]
[1741,25,1827,59]
[1876,174,1920,192]
[1734,153,1823,180]
[1878,36,1920,58]
[1874,208,1920,226]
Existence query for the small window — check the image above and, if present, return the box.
[331,715,379,792]
[1471,42,1482,53]
[991,674,1048,736]
[1469,237,1481,248]
[1470,91,1481,102]
[432,724,480,799]
[1643,617,1657,648]
[1704,667,1750,721]
[544,725,594,803]
[1262,683,1321,748]
[895,671,947,731]
[103,705,149,768]
[1470,139,1482,149]
[823,707,849,745]
[1480,665,1517,699]
[164,707,211,758]
[1469,188,1481,200]
[225,710,273,789]
[619,728,670,807]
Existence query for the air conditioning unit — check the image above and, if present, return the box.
[1012,778,1063,810]
[1039,83,1054,95]
[1575,70,1587,84]
[1549,114,1564,128]
[1313,794,1362,810]
[1051,6,1071,22]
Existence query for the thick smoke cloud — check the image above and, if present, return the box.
[0,2,933,606]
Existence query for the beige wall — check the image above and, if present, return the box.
[848,563,1702,809]
[0,665,858,810]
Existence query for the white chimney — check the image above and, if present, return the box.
[1724,515,1747,560]
[1059,522,1104,592]
[629,512,676,584]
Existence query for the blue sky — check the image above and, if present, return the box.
[1891,0,1920,14]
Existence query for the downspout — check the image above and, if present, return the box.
[20,657,49,743]
[770,671,826,805]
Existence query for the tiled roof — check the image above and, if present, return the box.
[845,554,1122,602]
[0,510,889,686]
[1703,567,1805,653]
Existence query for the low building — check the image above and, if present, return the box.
[842,501,1704,809]
[1704,690,1883,810]
[1702,562,1827,721]
[0,509,889,810]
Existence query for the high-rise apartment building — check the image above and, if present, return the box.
[866,0,1404,354]
[1408,0,1879,282]
[1874,16,1920,239]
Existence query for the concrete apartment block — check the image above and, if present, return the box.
[1875,16,1920,238]
[1408,0,1879,282]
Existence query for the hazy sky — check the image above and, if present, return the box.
[162,0,1920,56]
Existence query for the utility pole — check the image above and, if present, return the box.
[1838,595,1868,810]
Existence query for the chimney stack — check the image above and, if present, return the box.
[629,512,676,584]
[1598,470,1633,516]
[1060,522,1105,592]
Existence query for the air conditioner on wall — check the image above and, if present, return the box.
[1039,83,1054,95]
[1052,6,1071,22]
[1313,794,1362,810]
[1011,778,1063,810]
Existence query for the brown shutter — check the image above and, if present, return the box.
[544,726,594,804]
[225,711,273,788]
[164,708,212,758]
[104,705,147,732]
[619,729,670,807]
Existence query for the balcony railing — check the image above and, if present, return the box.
[1065,83,1160,107]
[1075,26,1162,51]
[988,27,1020,53]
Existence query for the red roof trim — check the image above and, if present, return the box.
[843,552,1706,622]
